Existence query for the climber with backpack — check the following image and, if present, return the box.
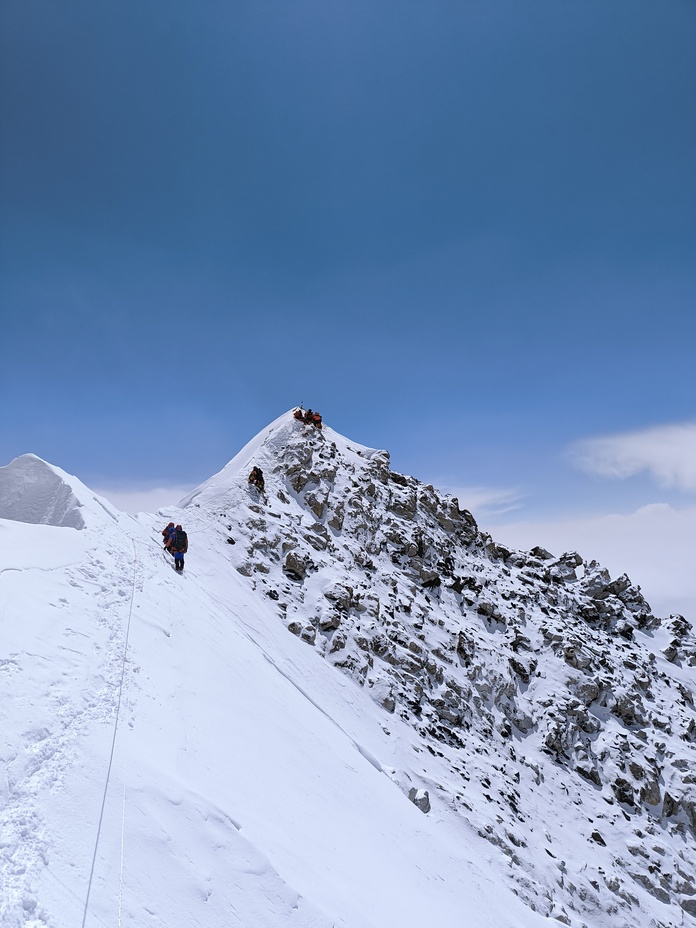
[161,521,176,548]
[311,411,323,429]
[165,524,188,572]
[248,466,265,493]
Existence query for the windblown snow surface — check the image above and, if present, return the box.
[1,413,695,928]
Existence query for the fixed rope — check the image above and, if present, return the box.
[117,615,134,928]
[81,539,138,928]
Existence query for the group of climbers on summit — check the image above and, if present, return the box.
[162,522,188,571]
[294,407,322,429]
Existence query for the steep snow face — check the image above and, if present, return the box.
[182,411,696,927]
[0,454,120,530]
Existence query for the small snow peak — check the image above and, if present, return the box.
[181,409,385,510]
[0,454,86,529]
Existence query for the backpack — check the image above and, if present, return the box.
[173,529,187,550]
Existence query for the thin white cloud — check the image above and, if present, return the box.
[94,485,195,515]
[438,484,524,517]
[493,502,696,621]
[571,421,696,491]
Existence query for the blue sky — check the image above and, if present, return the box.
[1,0,695,546]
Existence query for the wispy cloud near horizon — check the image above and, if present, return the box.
[94,484,195,515]
[439,483,525,517]
[570,421,696,492]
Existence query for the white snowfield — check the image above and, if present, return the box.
[2,413,695,928]
[0,422,550,928]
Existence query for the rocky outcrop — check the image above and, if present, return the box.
[200,418,696,928]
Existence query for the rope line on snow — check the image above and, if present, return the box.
[186,513,224,535]
[117,623,133,928]
[81,539,138,928]
[42,867,111,928]
[161,501,235,538]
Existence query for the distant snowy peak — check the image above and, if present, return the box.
[180,409,388,509]
[0,453,120,530]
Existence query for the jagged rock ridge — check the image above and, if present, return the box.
[185,412,696,927]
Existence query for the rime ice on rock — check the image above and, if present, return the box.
[0,454,86,529]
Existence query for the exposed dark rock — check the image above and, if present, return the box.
[408,788,431,813]
[630,871,670,904]
[576,765,602,786]
[640,778,662,807]
[663,792,679,818]
[389,472,409,487]
[562,644,593,671]
[509,657,536,684]
[612,777,635,807]
[318,611,342,631]
[328,501,345,530]
[283,551,308,580]
[663,641,680,663]
[422,572,441,590]
[611,693,646,727]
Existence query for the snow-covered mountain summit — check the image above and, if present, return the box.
[180,410,383,510]
[179,410,696,926]
[1,410,695,928]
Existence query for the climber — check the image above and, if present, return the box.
[293,408,305,421]
[161,521,176,548]
[166,523,188,572]
[303,408,314,424]
[311,411,323,429]
[248,466,265,493]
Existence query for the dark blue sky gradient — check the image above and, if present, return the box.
[1,0,694,516]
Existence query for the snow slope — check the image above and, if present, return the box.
[1,443,547,928]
